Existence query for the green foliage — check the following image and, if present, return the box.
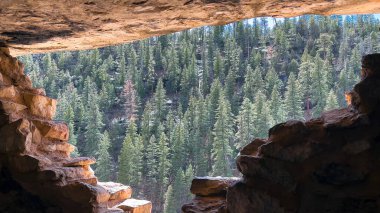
[284,73,304,120]
[212,92,233,176]
[118,121,142,192]
[19,14,378,212]
[96,131,112,181]
[235,98,255,149]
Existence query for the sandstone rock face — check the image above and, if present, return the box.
[183,177,239,213]
[183,54,380,213]
[0,48,151,213]
[2,0,380,56]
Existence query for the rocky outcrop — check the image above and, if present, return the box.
[183,177,239,213]
[0,47,152,212]
[183,54,380,213]
[2,0,380,56]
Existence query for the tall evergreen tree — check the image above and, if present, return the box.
[212,92,233,176]
[325,89,339,111]
[235,98,255,150]
[284,73,304,120]
[96,131,112,181]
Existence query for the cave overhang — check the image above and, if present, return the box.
[1,0,380,56]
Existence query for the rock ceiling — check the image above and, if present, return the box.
[1,0,380,56]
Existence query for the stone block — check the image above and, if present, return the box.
[116,199,152,213]
[23,92,57,120]
[190,177,240,197]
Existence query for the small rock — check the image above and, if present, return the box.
[190,177,240,197]
[63,157,96,167]
[239,138,267,156]
[23,92,57,120]
[98,182,132,203]
[182,196,226,213]
[32,119,69,141]
[115,199,152,213]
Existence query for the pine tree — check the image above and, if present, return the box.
[284,73,303,120]
[96,131,112,181]
[213,49,224,81]
[235,98,255,150]
[311,54,328,117]
[84,102,104,157]
[170,121,186,177]
[117,121,142,191]
[68,122,79,157]
[253,91,271,138]
[269,83,285,125]
[243,65,264,101]
[121,80,139,122]
[212,92,233,176]
[208,79,222,127]
[146,46,156,90]
[145,135,158,201]
[163,185,176,213]
[141,101,153,146]
[265,67,281,97]
[157,131,171,210]
[154,78,167,122]
[324,90,339,111]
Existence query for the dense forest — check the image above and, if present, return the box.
[19,15,379,212]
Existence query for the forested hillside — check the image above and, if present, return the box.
[19,15,379,213]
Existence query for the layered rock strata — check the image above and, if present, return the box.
[182,177,239,213]
[2,0,380,56]
[183,54,380,213]
[0,46,152,212]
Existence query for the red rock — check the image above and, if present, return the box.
[0,86,18,102]
[190,177,240,197]
[0,119,31,154]
[99,182,132,206]
[182,196,226,213]
[63,157,96,167]
[0,100,27,114]
[115,199,152,213]
[9,154,40,173]
[23,92,57,120]
[32,119,69,141]
[239,138,267,156]
[105,208,124,213]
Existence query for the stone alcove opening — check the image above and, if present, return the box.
[3,13,380,213]
[1,1,380,213]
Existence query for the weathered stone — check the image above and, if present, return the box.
[185,55,380,213]
[0,119,31,154]
[42,142,75,157]
[99,182,133,206]
[0,86,18,102]
[0,100,27,114]
[321,108,369,129]
[39,166,95,183]
[62,182,110,205]
[63,157,96,167]
[9,155,40,173]
[313,163,366,186]
[3,1,380,56]
[342,140,371,155]
[239,138,267,156]
[23,93,57,119]
[190,177,240,197]
[182,196,226,213]
[227,182,289,213]
[104,207,124,213]
[0,46,147,213]
[32,119,69,141]
[116,199,152,213]
[237,155,296,191]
